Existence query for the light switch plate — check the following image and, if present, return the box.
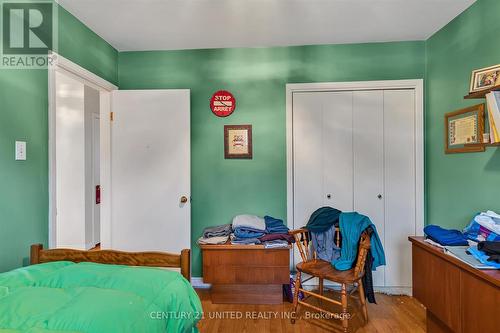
[15,141,26,161]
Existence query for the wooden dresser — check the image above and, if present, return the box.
[409,236,500,333]
[200,243,290,304]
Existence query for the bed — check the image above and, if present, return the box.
[0,244,202,333]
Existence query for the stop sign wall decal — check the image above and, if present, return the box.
[210,90,236,117]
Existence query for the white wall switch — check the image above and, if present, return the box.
[15,141,26,161]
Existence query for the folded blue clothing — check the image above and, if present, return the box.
[231,237,262,245]
[233,227,266,239]
[424,225,468,246]
[467,246,500,269]
[264,215,289,234]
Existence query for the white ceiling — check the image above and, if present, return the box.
[56,0,476,52]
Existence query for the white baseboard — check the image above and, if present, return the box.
[373,286,412,296]
[191,277,211,289]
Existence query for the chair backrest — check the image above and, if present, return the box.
[289,227,340,262]
[289,228,371,277]
[353,231,371,277]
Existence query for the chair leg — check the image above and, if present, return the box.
[341,283,349,332]
[291,271,302,324]
[319,278,324,296]
[358,281,369,323]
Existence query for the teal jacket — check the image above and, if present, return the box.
[332,212,386,271]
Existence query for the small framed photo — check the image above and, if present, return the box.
[224,125,252,159]
[470,64,500,93]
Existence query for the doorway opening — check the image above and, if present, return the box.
[48,52,117,250]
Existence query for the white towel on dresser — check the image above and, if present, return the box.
[232,214,266,231]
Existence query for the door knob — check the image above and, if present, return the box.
[180,196,188,203]
[377,194,383,199]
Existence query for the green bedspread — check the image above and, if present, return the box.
[0,262,202,333]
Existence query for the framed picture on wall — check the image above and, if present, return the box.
[445,104,485,154]
[470,64,500,93]
[224,125,252,159]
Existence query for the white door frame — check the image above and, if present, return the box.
[286,79,424,236]
[48,52,118,248]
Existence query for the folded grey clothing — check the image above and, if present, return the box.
[264,240,289,249]
[197,235,230,245]
[202,223,232,238]
[232,215,266,231]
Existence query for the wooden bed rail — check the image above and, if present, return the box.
[30,244,191,281]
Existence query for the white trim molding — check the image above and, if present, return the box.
[285,79,425,233]
[191,277,211,289]
[50,52,118,91]
[48,52,118,249]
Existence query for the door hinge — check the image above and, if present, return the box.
[110,112,114,121]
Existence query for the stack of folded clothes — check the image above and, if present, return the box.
[231,215,266,245]
[197,223,232,245]
[258,216,295,244]
[463,211,500,242]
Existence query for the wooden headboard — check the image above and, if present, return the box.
[30,244,191,281]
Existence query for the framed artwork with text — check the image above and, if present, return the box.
[224,125,252,159]
[445,104,485,154]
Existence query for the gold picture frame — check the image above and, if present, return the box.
[469,64,500,93]
[445,104,485,154]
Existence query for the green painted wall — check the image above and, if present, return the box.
[425,0,500,230]
[2,0,496,278]
[0,4,118,272]
[119,42,425,276]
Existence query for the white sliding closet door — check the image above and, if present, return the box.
[323,92,354,212]
[293,92,325,227]
[293,92,353,226]
[293,91,353,284]
[383,90,415,289]
[352,91,385,287]
[291,86,418,293]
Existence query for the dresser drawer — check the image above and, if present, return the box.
[203,248,289,266]
[202,247,290,284]
[204,265,289,284]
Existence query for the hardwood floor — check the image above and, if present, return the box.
[196,288,425,332]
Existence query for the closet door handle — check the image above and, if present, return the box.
[327,194,332,199]
[377,194,383,199]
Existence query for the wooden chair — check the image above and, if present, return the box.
[289,228,371,332]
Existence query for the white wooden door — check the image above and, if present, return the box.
[55,71,86,249]
[293,91,353,227]
[383,90,415,289]
[292,91,353,285]
[291,87,417,292]
[293,92,324,227]
[111,90,190,254]
[352,90,385,287]
[92,114,101,246]
[323,92,354,211]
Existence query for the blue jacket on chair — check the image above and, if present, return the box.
[332,212,386,271]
